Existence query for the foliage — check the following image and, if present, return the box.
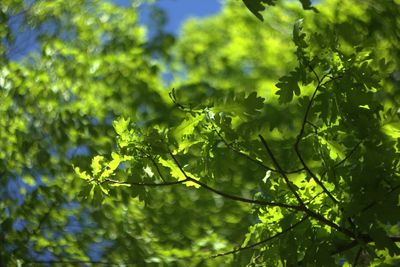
[241,0,316,21]
[1,0,400,266]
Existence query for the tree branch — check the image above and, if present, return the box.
[212,124,304,174]
[331,235,400,256]
[167,150,302,211]
[148,156,167,182]
[210,215,309,258]
[319,141,362,179]
[331,240,358,256]
[359,184,400,213]
[104,178,187,187]
[294,75,340,204]
[259,134,305,206]
[333,141,362,169]
[259,134,354,238]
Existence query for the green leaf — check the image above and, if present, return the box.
[241,0,277,21]
[158,157,200,188]
[99,185,109,195]
[173,113,205,141]
[74,166,91,180]
[108,154,121,172]
[275,70,301,103]
[158,157,186,182]
[293,19,307,49]
[299,0,318,12]
[369,227,400,256]
[91,156,105,177]
[113,117,130,136]
[382,122,400,139]
[212,92,265,119]
[89,184,96,199]
[292,19,309,67]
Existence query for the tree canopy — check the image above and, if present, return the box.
[1,0,400,266]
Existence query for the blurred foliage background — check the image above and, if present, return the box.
[1,0,399,266]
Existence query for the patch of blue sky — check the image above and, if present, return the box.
[12,218,28,232]
[65,145,91,159]
[153,0,222,35]
[87,240,114,261]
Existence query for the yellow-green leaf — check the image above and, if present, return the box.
[173,113,205,141]
[158,158,200,188]
[91,156,105,176]
[74,166,91,180]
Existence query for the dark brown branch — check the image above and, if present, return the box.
[360,184,400,213]
[319,141,362,178]
[305,191,324,205]
[259,134,354,238]
[295,143,338,204]
[210,215,309,258]
[187,176,300,210]
[331,235,400,256]
[308,65,321,84]
[331,240,359,255]
[259,134,305,206]
[169,88,203,114]
[148,156,167,182]
[306,120,319,134]
[213,126,276,172]
[294,76,339,204]
[212,124,304,174]
[167,150,302,211]
[104,178,186,187]
[333,141,362,169]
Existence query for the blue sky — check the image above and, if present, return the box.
[151,0,222,34]
[8,0,222,60]
[117,0,222,34]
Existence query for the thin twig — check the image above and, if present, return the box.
[213,126,277,172]
[333,141,362,169]
[305,191,324,205]
[331,240,358,256]
[104,178,186,187]
[259,135,354,237]
[306,120,319,134]
[331,235,400,256]
[210,215,309,258]
[259,135,305,206]
[148,156,167,182]
[167,150,302,211]
[319,141,362,178]
[212,124,304,174]
[360,184,400,213]
[308,65,321,84]
[294,75,340,204]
